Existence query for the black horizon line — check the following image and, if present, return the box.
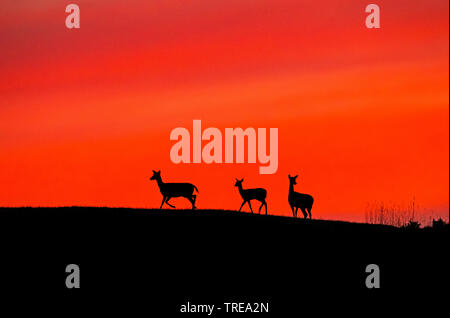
[0,205,395,226]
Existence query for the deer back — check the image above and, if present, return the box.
[161,182,196,197]
[241,188,267,201]
[289,190,314,207]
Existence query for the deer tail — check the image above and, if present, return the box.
[193,185,199,193]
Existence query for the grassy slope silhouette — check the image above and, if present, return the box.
[0,206,447,298]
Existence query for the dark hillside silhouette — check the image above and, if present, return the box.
[0,206,447,305]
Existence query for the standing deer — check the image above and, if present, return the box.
[288,174,314,219]
[150,170,199,209]
[234,178,268,215]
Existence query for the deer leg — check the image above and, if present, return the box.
[290,205,295,217]
[264,201,268,215]
[295,207,298,218]
[160,196,166,209]
[238,201,246,212]
[247,201,254,214]
[187,195,196,209]
[192,195,197,209]
[307,207,312,219]
[165,197,176,208]
[300,207,308,219]
[258,202,263,214]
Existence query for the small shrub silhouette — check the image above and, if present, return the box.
[402,220,421,231]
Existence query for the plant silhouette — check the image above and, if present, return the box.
[288,174,314,219]
[234,178,268,215]
[150,170,199,209]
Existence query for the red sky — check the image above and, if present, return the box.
[0,0,448,222]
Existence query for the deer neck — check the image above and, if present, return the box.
[156,176,165,189]
[238,184,245,196]
[289,183,294,195]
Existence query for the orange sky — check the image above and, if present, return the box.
[0,0,448,222]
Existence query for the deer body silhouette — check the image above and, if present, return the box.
[288,174,314,218]
[235,178,268,215]
[150,170,198,209]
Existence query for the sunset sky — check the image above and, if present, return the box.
[0,0,448,222]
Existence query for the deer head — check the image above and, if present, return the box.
[150,170,161,181]
[234,178,244,187]
[288,174,298,185]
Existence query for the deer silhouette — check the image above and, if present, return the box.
[234,178,268,215]
[150,170,199,209]
[288,174,314,219]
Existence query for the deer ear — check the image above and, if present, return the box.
[158,170,161,173]
[295,175,298,179]
[152,170,156,173]
[241,178,244,182]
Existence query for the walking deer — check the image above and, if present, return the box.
[288,174,314,219]
[150,170,199,209]
[234,178,268,215]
